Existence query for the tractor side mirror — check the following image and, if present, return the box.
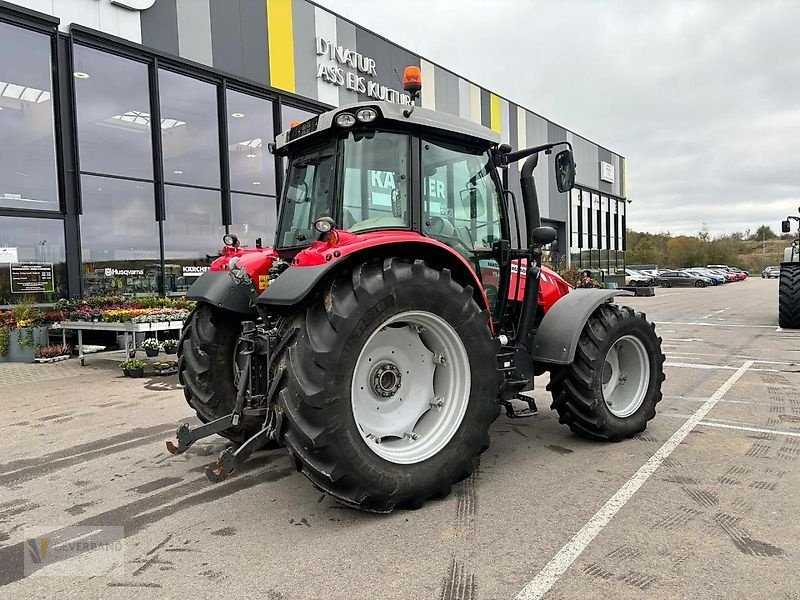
[555,149,576,193]
[782,220,791,233]
[531,226,557,245]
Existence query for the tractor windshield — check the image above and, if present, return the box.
[277,130,412,247]
[277,138,337,247]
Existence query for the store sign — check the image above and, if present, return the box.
[315,37,412,105]
[182,266,210,277]
[0,247,18,264]
[10,263,54,294]
[600,161,615,184]
[109,0,157,10]
[104,268,145,276]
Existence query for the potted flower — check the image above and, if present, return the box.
[120,358,148,378]
[161,338,179,355]
[141,337,160,357]
[34,344,72,363]
[152,360,178,376]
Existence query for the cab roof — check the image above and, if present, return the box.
[274,101,500,152]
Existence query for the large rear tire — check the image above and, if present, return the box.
[547,304,665,441]
[779,263,800,329]
[276,258,500,512]
[177,304,257,444]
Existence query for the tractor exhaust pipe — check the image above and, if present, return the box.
[513,154,544,378]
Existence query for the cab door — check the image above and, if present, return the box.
[419,136,508,316]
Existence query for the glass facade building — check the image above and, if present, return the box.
[0,0,627,304]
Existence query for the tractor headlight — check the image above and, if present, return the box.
[355,108,377,123]
[335,112,356,128]
[314,217,335,233]
[223,233,240,248]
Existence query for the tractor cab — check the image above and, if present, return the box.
[272,98,507,277]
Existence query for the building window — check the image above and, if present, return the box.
[162,185,224,296]
[0,216,66,304]
[159,69,220,188]
[230,193,278,248]
[281,104,316,130]
[227,89,275,196]
[80,176,160,297]
[0,22,58,211]
[73,45,153,179]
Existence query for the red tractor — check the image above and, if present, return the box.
[168,69,665,512]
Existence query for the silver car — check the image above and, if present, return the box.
[658,270,713,288]
[762,266,779,279]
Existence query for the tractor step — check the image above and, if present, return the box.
[500,395,539,418]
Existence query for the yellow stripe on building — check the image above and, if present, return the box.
[267,0,295,93]
[490,93,501,133]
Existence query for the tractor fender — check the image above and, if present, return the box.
[186,271,257,315]
[531,289,634,366]
[258,239,490,310]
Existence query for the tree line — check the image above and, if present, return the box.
[626,225,792,271]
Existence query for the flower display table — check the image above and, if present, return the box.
[54,321,185,366]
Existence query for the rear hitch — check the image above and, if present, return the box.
[166,414,236,455]
[204,421,274,483]
[167,321,258,455]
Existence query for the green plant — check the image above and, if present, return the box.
[141,337,161,351]
[120,358,147,371]
[161,338,179,350]
[0,326,9,357]
[17,327,35,349]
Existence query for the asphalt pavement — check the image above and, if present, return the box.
[0,277,798,599]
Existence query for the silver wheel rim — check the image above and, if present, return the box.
[601,334,650,418]
[351,310,471,464]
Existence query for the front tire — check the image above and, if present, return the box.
[694,280,706,288]
[547,304,665,441]
[779,264,800,328]
[277,258,500,512]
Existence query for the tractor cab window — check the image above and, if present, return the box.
[341,131,410,232]
[421,138,502,261]
[278,138,337,247]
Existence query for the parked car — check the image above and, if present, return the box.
[657,270,714,288]
[686,268,725,285]
[708,268,737,282]
[762,266,780,278]
[707,264,747,281]
[616,269,653,287]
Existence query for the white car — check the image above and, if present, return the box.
[618,269,653,287]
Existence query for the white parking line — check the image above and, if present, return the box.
[664,351,798,365]
[656,321,776,329]
[661,413,800,438]
[514,361,753,600]
[700,307,731,320]
[665,361,777,372]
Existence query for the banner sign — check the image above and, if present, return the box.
[10,263,54,294]
[182,266,210,277]
[0,247,18,264]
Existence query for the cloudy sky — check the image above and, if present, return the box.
[316,0,800,236]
